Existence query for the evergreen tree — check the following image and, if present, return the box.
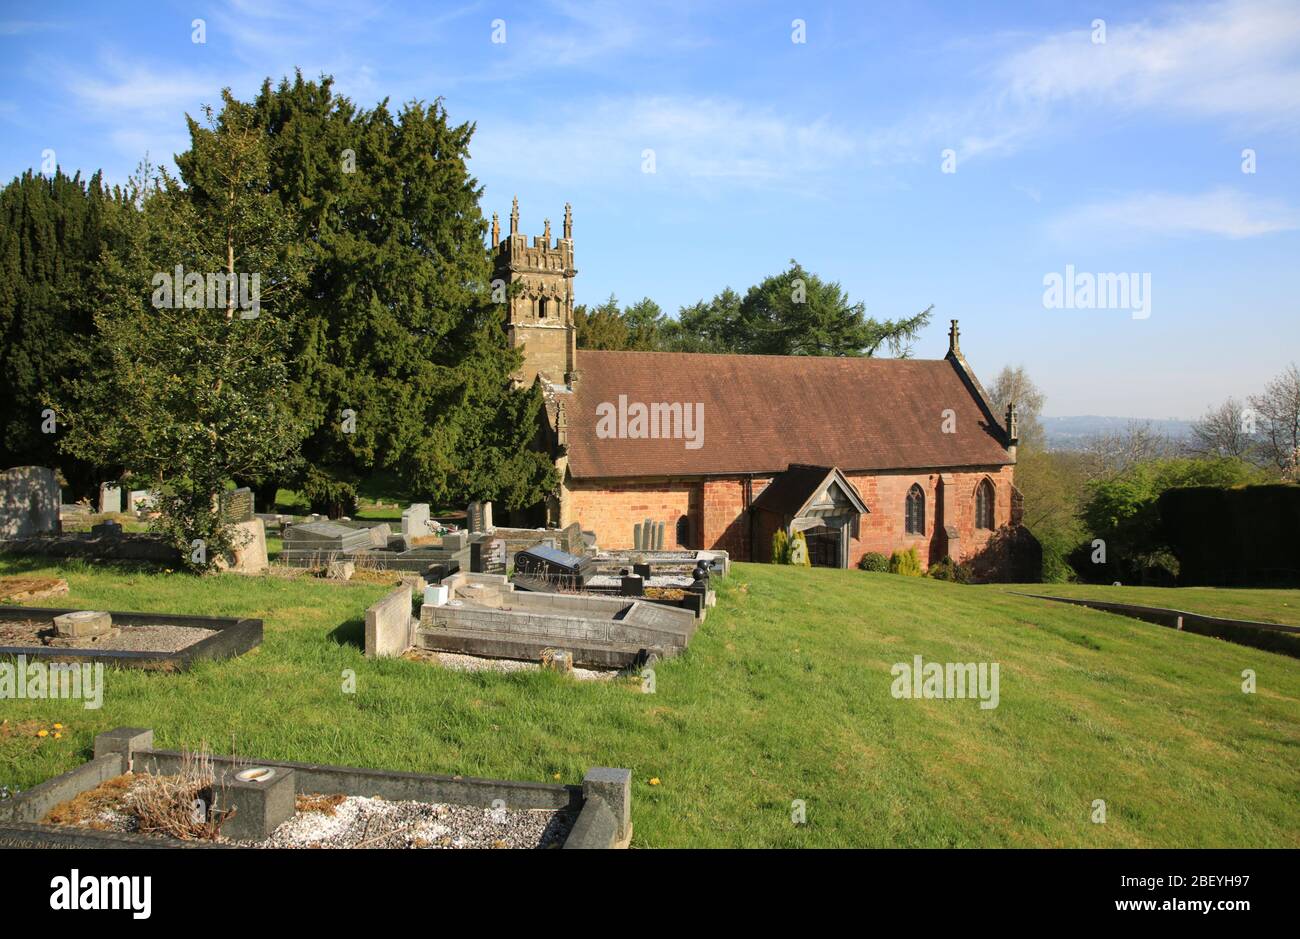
[0,169,120,495]
[662,288,742,353]
[574,294,630,350]
[251,73,554,514]
[735,261,931,357]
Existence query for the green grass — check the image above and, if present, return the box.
[995,582,1300,627]
[2,559,1297,847]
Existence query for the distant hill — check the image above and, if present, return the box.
[1041,415,1194,450]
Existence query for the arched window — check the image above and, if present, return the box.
[975,479,995,530]
[905,484,925,535]
[537,296,548,318]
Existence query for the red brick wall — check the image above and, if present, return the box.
[843,465,1016,568]
[566,479,698,549]
[566,465,1014,567]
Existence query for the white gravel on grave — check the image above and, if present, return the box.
[242,795,573,849]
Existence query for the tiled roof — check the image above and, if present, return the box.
[565,349,1013,480]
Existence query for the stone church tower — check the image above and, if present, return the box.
[491,198,577,388]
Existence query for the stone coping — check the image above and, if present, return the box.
[0,728,630,849]
[0,605,262,670]
[1016,593,1300,658]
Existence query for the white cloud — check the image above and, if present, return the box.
[471,96,858,194]
[1048,187,1299,240]
[993,0,1300,128]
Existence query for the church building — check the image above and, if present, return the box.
[492,201,1035,576]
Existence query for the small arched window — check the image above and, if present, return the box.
[537,297,548,318]
[975,479,995,530]
[905,484,925,535]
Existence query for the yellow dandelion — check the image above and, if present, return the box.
[54,733,62,739]
[37,729,49,738]
[649,777,661,786]
[53,723,63,730]
[553,773,561,780]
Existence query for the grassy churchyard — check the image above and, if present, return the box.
[3,557,1296,848]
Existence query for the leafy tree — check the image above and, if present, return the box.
[59,93,307,570]
[1076,456,1265,583]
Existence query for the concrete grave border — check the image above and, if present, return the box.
[1016,593,1300,658]
[0,605,262,670]
[0,728,631,849]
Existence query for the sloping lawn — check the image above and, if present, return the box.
[994,582,1300,627]
[2,559,1297,847]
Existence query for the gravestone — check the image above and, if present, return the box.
[0,466,60,538]
[128,490,160,513]
[98,481,123,515]
[224,519,268,574]
[402,503,432,540]
[221,487,255,523]
[471,536,507,574]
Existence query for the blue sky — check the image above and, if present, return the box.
[2,0,1298,418]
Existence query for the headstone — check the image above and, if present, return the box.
[468,501,485,533]
[633,523,643,551]
[654,521,665,551]
[367,523,392,548]
[0,466,60,538]
[402,503,432,539]
[482,501,493,531]
[620,574,645,597]
[224,519,268,574]
[221,487,255,523]
[98,481,123,515]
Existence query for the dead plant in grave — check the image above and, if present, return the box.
[123,744,230,840]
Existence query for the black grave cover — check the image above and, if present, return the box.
[513,544,595,588]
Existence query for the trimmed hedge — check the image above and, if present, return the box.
[1159,484,1300,586]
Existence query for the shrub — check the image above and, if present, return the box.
[888,546,922,576]
[927,556,971,583]
[771,529,790,564]
[857,551,890,572]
